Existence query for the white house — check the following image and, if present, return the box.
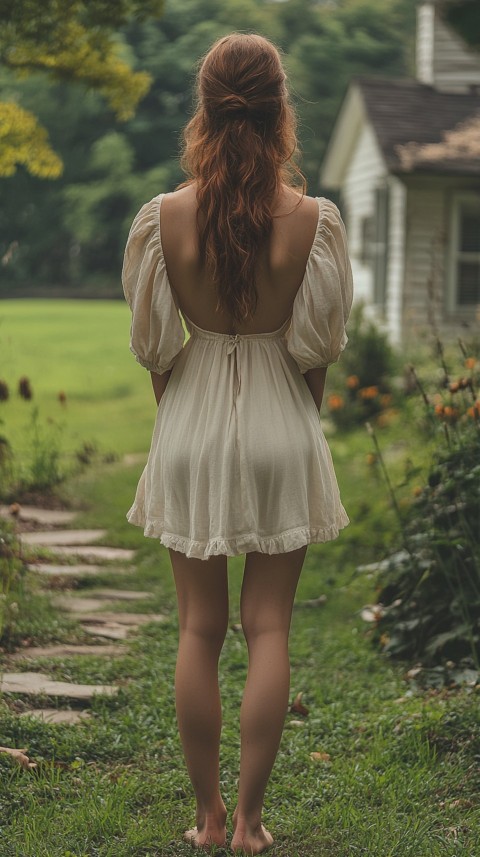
[320,0,480,346]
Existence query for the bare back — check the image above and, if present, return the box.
[160,184,320,335]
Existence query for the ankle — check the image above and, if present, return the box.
[197,801,227,824]
[232,811,263,833]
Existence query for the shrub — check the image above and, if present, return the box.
[359,339,480,681]
[326,301,401,430]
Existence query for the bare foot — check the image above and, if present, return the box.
[230,823,274,855]
[184,810,227,850]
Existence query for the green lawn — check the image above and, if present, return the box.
[0,298,187,458]
[1,299,478,855]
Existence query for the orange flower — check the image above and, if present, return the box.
[443,406,460,422]
[412,486,422,497]
[465,357,476,370]
[366,452,377,466]
[346,375,360,389]
[434,404,444,416]
[327,393,344,410]
[358,386,379,400]
[380,393,392,407]
[449,381,459,393]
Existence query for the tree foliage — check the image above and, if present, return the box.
[0,0,416,291]
[0,0,164,177]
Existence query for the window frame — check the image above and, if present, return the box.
[447,191,480,313]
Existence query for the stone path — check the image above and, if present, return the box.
[0,505,78,526]
[1,503,162,725]
[6,644,126,660]
[41,545,135,562]
[20,708,92,725]
[0,672,118,700]
[21,529,108,546]
[28,563,128,578]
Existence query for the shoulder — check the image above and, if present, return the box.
[161,184,198,239]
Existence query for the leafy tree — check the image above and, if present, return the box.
[0,0,416,291]
[0,0,164,177]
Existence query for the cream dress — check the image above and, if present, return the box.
[122,193,354,560]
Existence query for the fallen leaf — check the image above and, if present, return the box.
[310,752,331,763]
[290,691,309,717]
[0,746,37,770]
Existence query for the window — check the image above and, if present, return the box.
[450,194,480,309]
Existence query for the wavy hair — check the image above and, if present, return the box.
[178,33,306,323]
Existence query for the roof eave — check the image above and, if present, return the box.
[320,82,367,190]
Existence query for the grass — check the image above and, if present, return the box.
[1,299,479,855]
[0,299,176,459]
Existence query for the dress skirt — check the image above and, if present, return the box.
[126,315,349,560]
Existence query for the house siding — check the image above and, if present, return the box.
[385,178,406,346]
[403,186,445,341]
[341,122,387,305]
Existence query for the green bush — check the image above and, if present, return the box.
[326,301,401,430]
[360,339,480,680]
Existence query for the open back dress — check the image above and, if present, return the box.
[122,193,354,560]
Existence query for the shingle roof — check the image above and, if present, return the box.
[354,76,480,175]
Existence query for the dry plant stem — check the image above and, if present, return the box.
[365,421,408,544]
[408,364,430,410]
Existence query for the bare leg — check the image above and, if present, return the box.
[231,545,307,855]
[169,548,229,849]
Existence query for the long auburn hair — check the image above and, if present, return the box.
[178,33,306,323]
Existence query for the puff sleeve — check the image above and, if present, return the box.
[285,198,354,374]
[122,195,185,374]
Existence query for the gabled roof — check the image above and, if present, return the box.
[320,75,480,187]
[355,76,480,175]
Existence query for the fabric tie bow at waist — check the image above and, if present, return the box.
[226,334,240,355]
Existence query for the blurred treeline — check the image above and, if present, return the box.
[0,0,416,296]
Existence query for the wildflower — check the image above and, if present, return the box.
[434,404,444,416]
[465,357,476,370]
[358,386,379,400]
[18,377,33,400]
[366,452,377,466]
[346,375,360,389]
[443,406,459,423]
[449,381,459,393]
[0,380,9,401]
[412,486,422,497]
[327,393,344,410]
[380,393,392,407]
[468,401,480,419]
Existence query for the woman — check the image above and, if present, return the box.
[122,33,353,855]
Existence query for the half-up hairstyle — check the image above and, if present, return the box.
[178,33,306,323]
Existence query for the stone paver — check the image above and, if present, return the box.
[53,591,150,613]
[44,545,135,562]
[80,612,165,640]
[20,708,92,725]
[6,644,126,660]
[0,672,118,700]
[82,624,133,640]
[84,588,150,602]
[28,563,132,577]
[0,505,78,525]
[77,612,164,626]
[53,596,119,613]
[21,529,107,546]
